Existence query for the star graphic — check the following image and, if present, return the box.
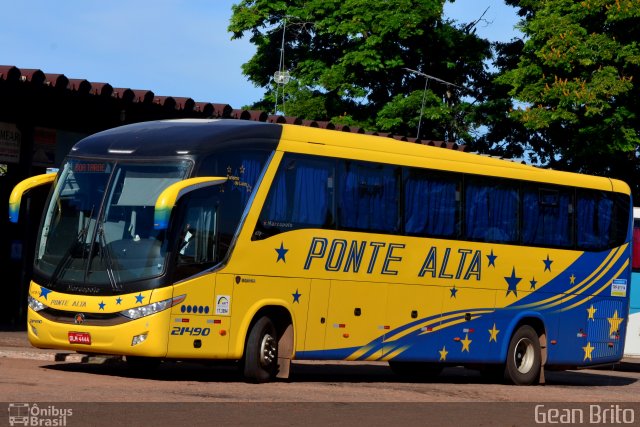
[461,333,472,352]
[292,289,301,303]
[450,285,458,298]
[504,267,522,297]
[543,255,553,272]
[530,277,537,290]
[486,250,497,267]
[607,310,624,336]
[275,242,289,263]
[489,323,500,342]
[439,346,448,361]
[583,341,595,361]
[135,293,144,304]
[239,165,245,174]
[98,301,105,310]
[115,297,122,305]
[39,287,52,300]
[569,274,576,285]
[587,304,597,320]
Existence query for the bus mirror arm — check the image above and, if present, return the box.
[153,176,228,230]
[8,173,57,223]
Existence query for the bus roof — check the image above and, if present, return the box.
[279,123,630,194]
[70,119,282,158]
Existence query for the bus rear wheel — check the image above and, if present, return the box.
[243,316,278,383]
[505,325,541,385]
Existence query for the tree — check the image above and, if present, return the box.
[228,0,492,141]
[497,0,640,196]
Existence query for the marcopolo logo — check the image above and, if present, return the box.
[8,403,73,426]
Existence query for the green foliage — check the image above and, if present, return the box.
[229,0,491,141]
[498,0,640,194]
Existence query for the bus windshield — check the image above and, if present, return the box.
[35,159,191,289]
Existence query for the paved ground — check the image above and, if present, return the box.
[3,330,640,426]
[0,330,120,363]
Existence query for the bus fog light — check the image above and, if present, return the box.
[30,324,38,337]
[132,333,148,346]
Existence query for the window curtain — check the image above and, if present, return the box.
[237,158,263,207]
[522,190,572,246]
[405,174,457,236]
[291,165,329,225]
[577,194,612,249]
[465,182,518,242]
[340,164,398,232]
[266,171,288,221]
[265,160,329,226]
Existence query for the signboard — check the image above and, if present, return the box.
[33,127,56,166]
[0,122,20,163]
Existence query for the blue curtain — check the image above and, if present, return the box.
[266,160,330,226]
[237,158,263,207]
[339,164,398,232]
[465,182,518,242]
[267,170,288,221]
[522,189,572,246]
[577,194,612,249]
[291,165,329,225]
[405,174,457,236]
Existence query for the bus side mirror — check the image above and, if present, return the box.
[8,173,57,223]
[153,176,227,230]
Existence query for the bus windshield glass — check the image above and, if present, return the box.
[35,159,191,289]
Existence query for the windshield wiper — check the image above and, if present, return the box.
[97,225,121,291]
[48,206,95,289]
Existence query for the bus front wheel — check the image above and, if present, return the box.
[243,316,278,383]
[505,325,541,385]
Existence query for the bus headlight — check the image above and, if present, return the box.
[28,295,46,312]
[120,295,185,320]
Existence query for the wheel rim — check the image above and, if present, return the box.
[513,337,535,374]
[259,333,277,367]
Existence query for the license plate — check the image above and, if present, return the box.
[68,332,91,345]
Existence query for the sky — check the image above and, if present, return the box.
[0,0,521,110]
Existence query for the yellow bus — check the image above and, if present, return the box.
[10,119,633,384]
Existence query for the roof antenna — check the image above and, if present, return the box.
[403,68,461,140]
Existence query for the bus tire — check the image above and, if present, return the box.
[243,316,278,383]
[505,325,541,385]
[388,361,442,379]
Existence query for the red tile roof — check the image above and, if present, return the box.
[0,65,465,151]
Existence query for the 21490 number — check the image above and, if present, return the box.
[171,327,211,336]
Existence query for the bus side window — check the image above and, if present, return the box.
[337,160,400,234]
[174,188,218,280]
[522,186,573,248]
[404,168,460,238]
[254,155,335,239]
[464,178,519,243]
[576,191,614,250]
